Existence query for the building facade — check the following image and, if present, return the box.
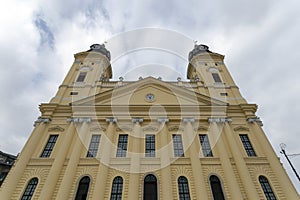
[0,151,17,187]
[0,44,299,199]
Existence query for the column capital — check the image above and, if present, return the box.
[34,117,51,126]
[183,117,195,123]
[247,117,263,126]
[157,117,169,123]
[208,117,232,123]
[105,117,117,123]
[132,118,143,123]
[67,117,92,123]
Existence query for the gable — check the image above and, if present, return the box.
[72,77,227,106]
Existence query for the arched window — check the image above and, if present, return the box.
[75,176,90,200]
[143,174,158,200]
[21,177,38,200]
[177,176,191,200]
[259,176,277,200]
[110,176,123,200]
[210,175,225,200]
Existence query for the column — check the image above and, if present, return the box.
[223,122,260,199]
[183,118,209,200]
[0,117,49,200]
[127,118,143,200]
[39,121,75,200]
[157,118,174,199]
[56,117,91,200]
[248,118,299,199]
[93,118,117,200]
[209,120,244,199]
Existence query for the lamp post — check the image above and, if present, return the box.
[280,143,300,182]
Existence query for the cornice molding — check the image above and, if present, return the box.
[66,117,91,123]
[34,117,51,126]
[247,117,263,126]
[208,117,232,123]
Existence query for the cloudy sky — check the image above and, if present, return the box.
[1,0,300,193]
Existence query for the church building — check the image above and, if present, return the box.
[0,43,298,199]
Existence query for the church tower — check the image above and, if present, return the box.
[0,43,298,200]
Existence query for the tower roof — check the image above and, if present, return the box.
[188,44,212,62]
[87,44,111,61]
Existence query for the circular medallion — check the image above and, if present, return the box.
[145,93,155,102]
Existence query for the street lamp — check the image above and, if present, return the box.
[280,143,300,182]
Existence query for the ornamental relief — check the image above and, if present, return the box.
[48,126,65,132]
[233,126,250,132]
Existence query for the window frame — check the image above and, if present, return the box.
[76,72,87,82]
[259,176,277,200]
[199,134,213,157]
[110,176,123,200]
[172,134,184,157]
[209,175,226,200]
[239,134,256,157]
[177,176,191,200]
[145,134,156,157]
[143,174,158,200]
[74,176,91,200]
[86,135,101,158]
[116,134,128,157]
[21,177,38,200]
[40,135,58,158]
[212,73,222,83]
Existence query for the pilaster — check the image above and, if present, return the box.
[127,118,143,200]
[56,117,91,199]
[93,118,117,200]
[157,118,174,199]
[0,118,49,199]
[183,117,209,200]
[208,118,244,199]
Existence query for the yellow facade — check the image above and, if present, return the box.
[0,44,299,199]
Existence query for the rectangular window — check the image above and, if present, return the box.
[87,135,101,157]
[40,135,58,158]
[240,134,256,156]
[116,134,128,157]
[145,134,155,157]
[76,72,87,82]
[199,134,213,157]
[172,134,184,157]
[212,73,222,83]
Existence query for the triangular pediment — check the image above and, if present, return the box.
[72,77,227,106]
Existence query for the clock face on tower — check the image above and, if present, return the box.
[145,93,155,102]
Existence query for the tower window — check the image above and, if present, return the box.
[116,134,128,157]
[40,135,58,158]
[239,134,256,157]
[212,73,222,83]
[259,176,277,200]
[178,176,191,200]
[145,134,155,157]
[87,135,101,158]
[75,176,90,200]
[199,134,213,157]
[144,174,158,200]
[21,177,38,200]
[172,134,184,157]
[110,176,123,200]
[210,175,225,200]
[76,72,87,82]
